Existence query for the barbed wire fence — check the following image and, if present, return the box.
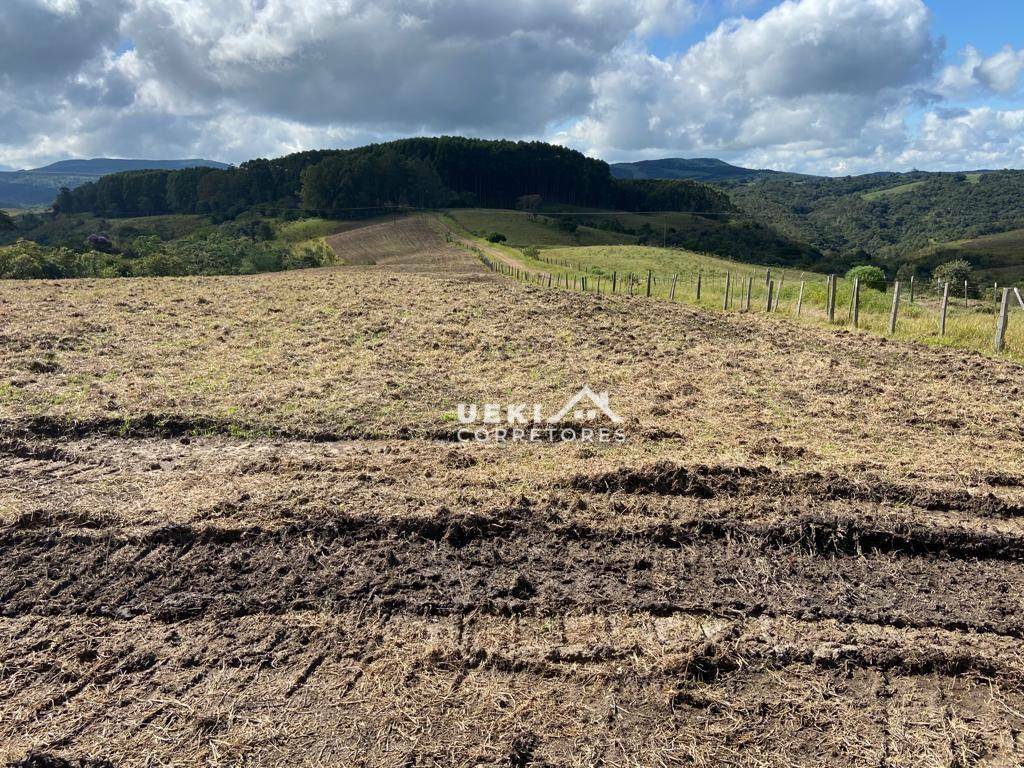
[472,238,1022,356]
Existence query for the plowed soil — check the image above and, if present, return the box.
[2,216,1024,766]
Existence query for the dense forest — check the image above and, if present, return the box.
[54,138,734,219]
[726,170,1024,266]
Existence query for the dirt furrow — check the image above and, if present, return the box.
[2,520,1023,640]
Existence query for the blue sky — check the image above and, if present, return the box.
[929,0,1024,53]
[1,0,1023,174]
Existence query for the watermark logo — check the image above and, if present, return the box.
[456,385,626,443]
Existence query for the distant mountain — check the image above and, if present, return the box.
[28,158,230,176]
[610,157,810,183]
[0,158,230,208]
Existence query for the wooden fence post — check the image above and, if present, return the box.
[670,273,678,301]
[775,273,785,312]
[888,281,901,335]
[745,276,753,311]
[696,271,702,301]
[724,272,731,310]
[940,282,949,336]
[765,269,771,287]
[612,271,617,293]
[852,277,860,329]
[646,270,652,298]
[995,288,1011,352]
[796,281,805,317]
[765,280,774,312]
[827,275,836,323]
[909,275,915,305]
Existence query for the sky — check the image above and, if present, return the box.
[0,0,1022,175]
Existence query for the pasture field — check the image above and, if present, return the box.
[444,208,636,247]
[495,241,1024,362]
[3,216,1024,765]
[860,180,927,201]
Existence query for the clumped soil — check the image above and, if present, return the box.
[2,217,1024,766]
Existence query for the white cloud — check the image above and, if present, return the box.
[557,0,939,171]
[0,0,703,167]
[118,0,696,132]
[896,107,1024,170]
[939,45,1024,98]
[0,0,1023,175]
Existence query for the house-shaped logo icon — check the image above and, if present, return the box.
[547,385,623,424]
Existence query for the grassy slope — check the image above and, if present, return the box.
[860,180,926,201]
[481,237,1024,361]
[444,207,822,270]
[272,216,378,259]
[444,209,636,247]
[912,227,1024,285]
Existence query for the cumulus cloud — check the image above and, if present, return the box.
[0,0,1023,174]
[557,0,942,171]
[0,0,699,167]
[896,107,1024,170]
[0,0,127,88]
[939,45,1024,98]
[120,0,702,132]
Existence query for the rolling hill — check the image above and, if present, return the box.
[609,158,1024,281]
[724,169,1024,277]
[0,158,229,208]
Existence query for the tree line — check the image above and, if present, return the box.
[52,137,734,219]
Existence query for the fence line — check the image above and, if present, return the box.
[473,246,1023,355]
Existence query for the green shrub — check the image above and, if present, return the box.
[486,232,507,244]
[0,227,323,280]
[131,251,188,277]
[522,245,540,260]
[0,239,75,279]
[845,265,887,291]
[932,259,972,286]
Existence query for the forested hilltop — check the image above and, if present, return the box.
[721,170,1024,273]
[54,138,733,219]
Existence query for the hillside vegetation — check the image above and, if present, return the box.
[9,141,1024,287]
[0,213,338,279]
[725,169,1024,276]
[449,207,822,267]
[916,227,1024,284]
[54,137,734,220]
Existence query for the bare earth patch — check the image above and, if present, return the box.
[2,217,1024,766]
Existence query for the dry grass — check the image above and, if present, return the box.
[491,241,1024,363]
[3,215,1024,766]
